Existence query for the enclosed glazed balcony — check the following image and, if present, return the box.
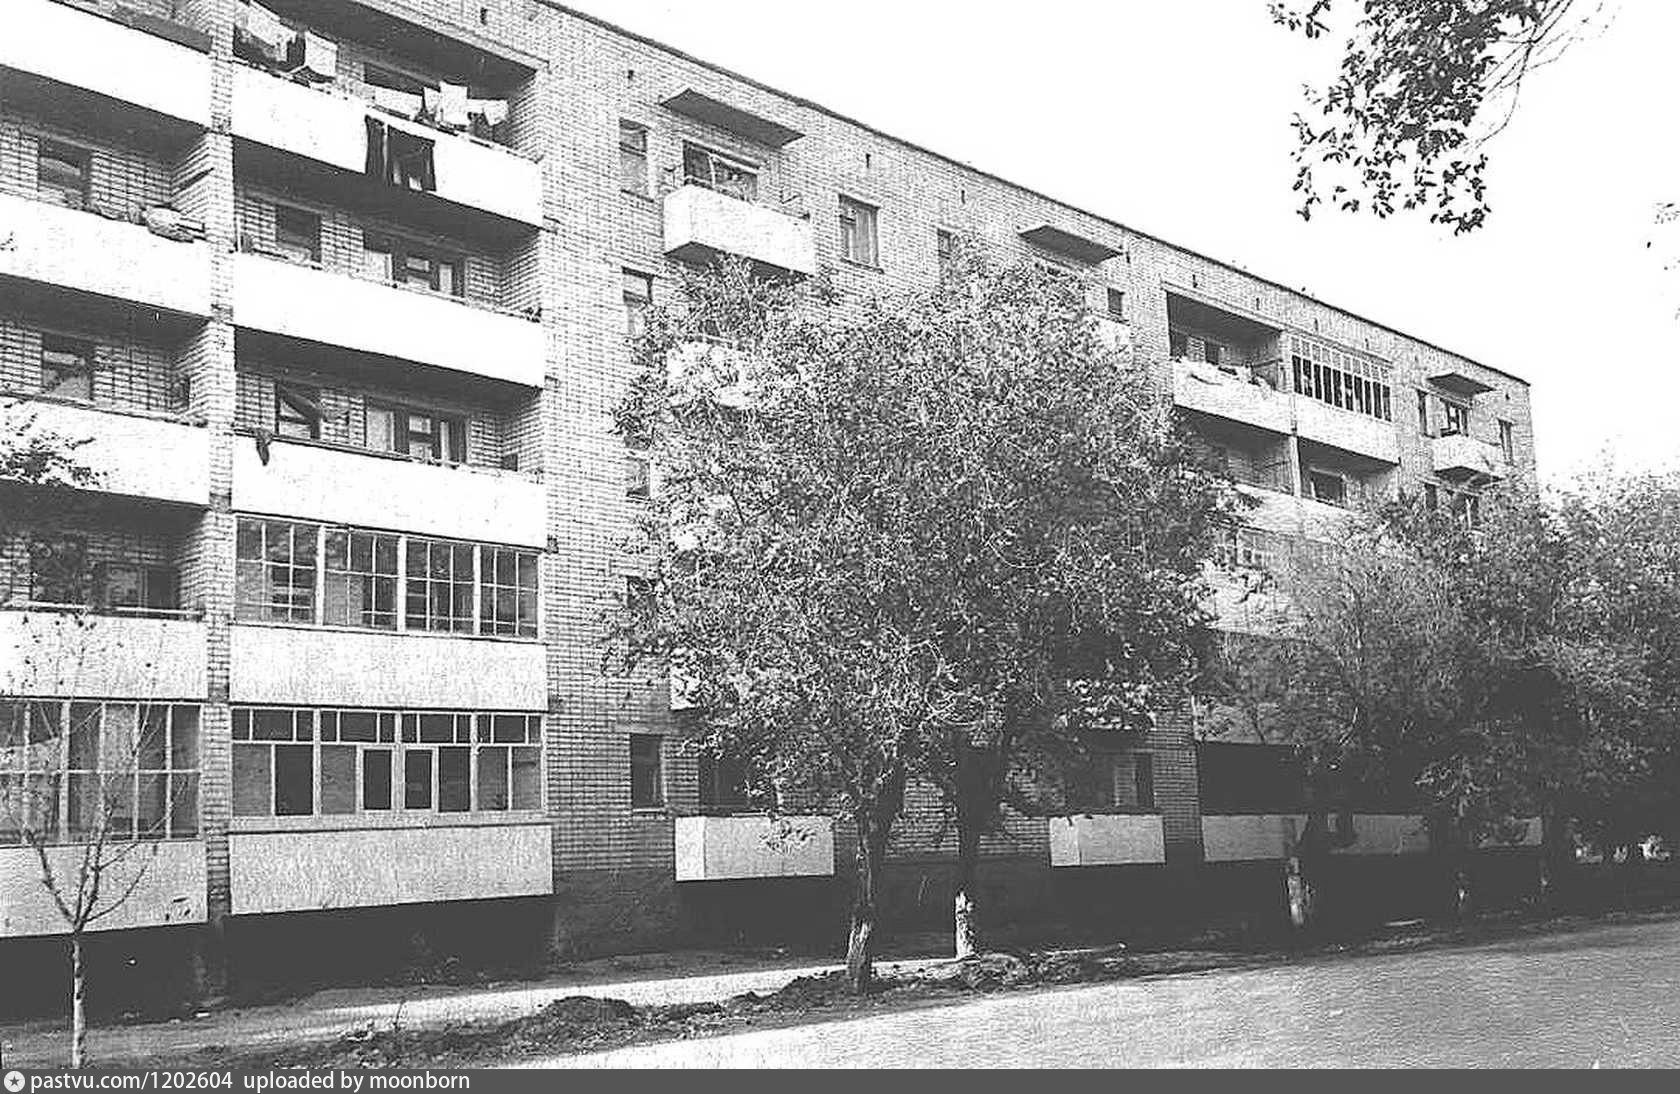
[1048,814,1166,867]
[6,402,210,508]
[674,815,836,881]
[1432,433,1509,481]
[229,626,545,710]
[1,841,206,937]
[0,609,207,700]
[230,252,544,387]
[227,824,551,914]
[0,193,212,319]
[230,66,542,227]
[0,0,212,130]
[231,440,545,548]
[663,185,817,277]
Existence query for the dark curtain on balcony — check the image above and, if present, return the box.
[364,117,436,193]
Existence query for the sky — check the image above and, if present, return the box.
[559,0,1680,487]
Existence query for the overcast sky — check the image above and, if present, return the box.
[561,0,1680,487]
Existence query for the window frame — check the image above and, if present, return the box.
[362,233,464,298]
[622,268,653,339]
[39,334,95,403]
[1498,418,1515,463]
[1441,399,1470,437]
[618,120,649,196]
[37,139,91,210]
[274,380,322,440]
[681,143,758,202]
[28,535,89,606]
[838,195,880,268]
[629,732,665,810]
[273,204,322,265]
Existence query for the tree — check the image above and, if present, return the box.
[1271,0,1605,233]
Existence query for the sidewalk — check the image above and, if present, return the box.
[0,949,947,1069]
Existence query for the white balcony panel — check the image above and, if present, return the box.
[230,625,545,709]
[228,825,550,914]
[231,253,543,386]
[1295,399,1399,464]
[8,401,210,507]
[1172,360,1292,434]
[0,0,211,126]
[1432,433,1509,480]
[674,816,835,881]
[232,441,545,548]
[1202,814,1300,862]
[1235,485,1298,536]
[0,611,206,699]
[1338,814,1430,856]
[1048,814,1166,867]
[0,193,211,317]
[1,841,206,937]
[230,68,541,225]
[663,185,817,276]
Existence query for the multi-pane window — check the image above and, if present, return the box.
[235,519,537,636]
[97,563,181,615]
[235,518,320,623]
[1289,335,1393,422]
[40,335,94,402]
[232,707,540,819]
[629,733,664,809]
[28,535,87,605]
[682,144,757,201]
[274,204,322,264]
[37,140,90,209]
[274,380,321,440]
[619,120,648,195]
[1499,419,1515,463]
[1442,400,1470,437]
[623,269,653,339]
[365,405,467,463]
[839,196,879,267]
[1,701,199,844]
[479,545,538,638]
[323,529,399,630]
[363,235,463,296]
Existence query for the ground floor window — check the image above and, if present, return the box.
[0,701,199,844]
[232,707,542,819]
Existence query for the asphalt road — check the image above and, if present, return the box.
[538,917,1680,1068]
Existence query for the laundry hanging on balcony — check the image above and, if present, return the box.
[299,32,338,82]
[365,117,436,193]
[232,0,294,65]
[424,82,472,130]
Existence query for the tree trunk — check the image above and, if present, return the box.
[953,822,980,959]
[1538,809,1572,911]
[1285,812,1329,932]
[951,738,993,960]
[846,809,888,993]
[70,931,87,1069]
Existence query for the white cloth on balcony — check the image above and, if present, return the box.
[301,32,338,80]
[370,85,424,119]
[469,98,510,127]
[236,0,292,58]
[427,82,471,129]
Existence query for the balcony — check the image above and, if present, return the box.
[0,193,212,318]
[230,67,541,227]
[1337,814,1430,856]
[1,840,205,937]
[232,439,545,548]
[1201,814,1300,862]
[1432,433,1509,481]
[663,185,817,277]
[1295,398,1399,464]
[227,824,550,914]
[1048,814,1165,867]
[230,252,544,387]
[1172,360,1291,434]
[0,0,211,129]
[229,625,545,709]
[0,608,207,700]
[674,815,836,882]
[4,401,210,507]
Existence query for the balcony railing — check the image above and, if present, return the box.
[1,840,206,937]
[1432,432,1510,481]
[1048,813,1166,866]
[674,815,836,881]
[0,606,208,700]
[0,399,211,507]
[663,184,818,277]
[1171,359,1292,434]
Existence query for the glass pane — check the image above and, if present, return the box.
[137,773,167,839]
[340,711,379,742]
[477,746,508,810]
[138,706,168,770]
[418,714,454,743]
[320,746,356,814]
[274,745,314,816]
[233,746,271,816]
[170,707,198,770]
[252,709,298,741]
[438,747,470,812]
[67,703,99,769]
[404,750,433,810]
[67,772,102,838]
[363,748,393,810]
[511,747,540,810]
[169,773,198,838]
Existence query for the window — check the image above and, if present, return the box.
[323,529,399,629]
[623,269,653,339]
[366,405,466,462]
[1212,526,1280,572]
[29,536,88,605]
[1106,288,1126,321]
[1169,329,1189,359]
[625,575,654,616]
[363,64,429,97]
[233,707,540,819]
[629,733,664,809]
[682,143,757,201]
[1133,753,1156,811]
[235,518,319,623]
[40,335,94,402]
[37,140,90,210]
[619,120,648,195]
[1499,419,1515,463]
[624,452,650,501]
[839,196,879,267]
[1442,400,1470,437]
[273,205,321,264]
[1417,390,1432,437]
[479,544,538,638]
[698,753,761,815]
[936,229,956,274]
[1289,335,1393,422]
[406,537,476,632]
[1203,340,1223,368]
[275,381,321,440]
[362,235,463,296]
[97,563,180,615]
[1424,483,1440,512]
[2,701,199,844]
[1306,469,1348,508]
[1067,754,1118,812]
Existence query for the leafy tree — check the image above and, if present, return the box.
[1271,0,1603,233]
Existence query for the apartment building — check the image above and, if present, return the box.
[0,0,1535,1000]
